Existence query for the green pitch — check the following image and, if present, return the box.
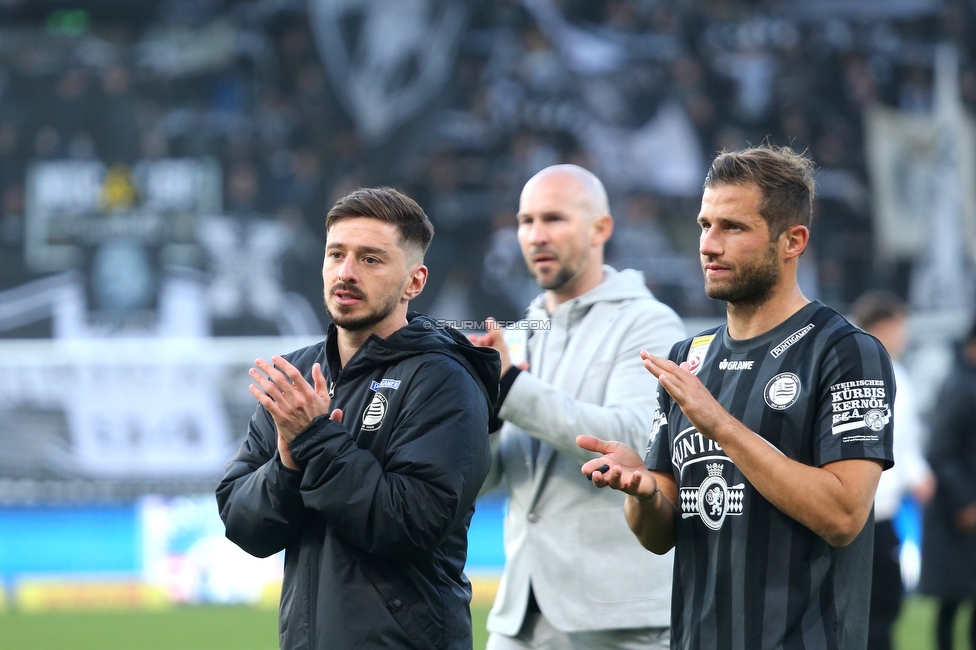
[0,597,968,650]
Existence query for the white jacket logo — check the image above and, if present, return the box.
[361,392,388,432]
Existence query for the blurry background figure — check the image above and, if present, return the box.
[918,319,976,650]
[851,291,935,650]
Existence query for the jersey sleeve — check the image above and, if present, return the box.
[814,331,895,469]
[645,341,686,474]
[644,388,674,473]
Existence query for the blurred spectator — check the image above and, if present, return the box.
[0,0,971,323]
[850,290,935,650]
[98,65,141,164]
[919,319,976,650]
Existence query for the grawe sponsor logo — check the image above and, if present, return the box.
[718,358,754,371]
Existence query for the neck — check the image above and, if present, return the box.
[545,263,605,313]
[726,282,809,341]
[335,310,409,366]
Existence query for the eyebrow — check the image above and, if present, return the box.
[517,209,567,221]
[697,215,747,227]
[326,243,391,257]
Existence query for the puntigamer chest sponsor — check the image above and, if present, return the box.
[830,379,890,439]
[671,427,746,530]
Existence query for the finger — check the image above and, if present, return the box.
[643,357,663,378]
[609,467,641,493]
[249,366,283,396]
[590,464,614,487]
[330,408,343,423]
[272,355,312,390]
[249,383,278,412]
[485,317,501,332]
[254,358,291,393]
[590,473,610,488]
[643,354,677,374]
[577,434,613,454]
[517,361,530,371]
[312,363,329,398]
[657,372,686,402]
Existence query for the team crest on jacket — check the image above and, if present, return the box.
[361,392,388,432]
[680,462,745,530]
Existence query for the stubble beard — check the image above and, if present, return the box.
[325,284,401,332]
[530,248,586,292]
[703,242,781,308]
[536,265,576,291]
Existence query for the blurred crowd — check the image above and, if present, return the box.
[0,0,974,327]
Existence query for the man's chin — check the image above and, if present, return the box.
[535,271,570,291]
[330,314,379,332]
[328,306,368,329]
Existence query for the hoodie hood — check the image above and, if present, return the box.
[525,265,653,319]
[327,313,501,407]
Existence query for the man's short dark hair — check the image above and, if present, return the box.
[704,145,815,240]
[849,290,907,332]
[326,186,435,256]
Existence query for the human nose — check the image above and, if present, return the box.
[336,255,358,282]
[699,227,721,258]
[526,220,549,246]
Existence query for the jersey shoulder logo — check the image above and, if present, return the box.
[769,324,815,358]
[764,372,801,410]
[686,335,715,375]
[361,391,388,432]
[680,461,745,530]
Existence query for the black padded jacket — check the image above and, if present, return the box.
[216,313,499,649]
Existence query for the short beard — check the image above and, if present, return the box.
[537,265,575,291]
[326,286,401,333]
[704,242,780,308]
[531,248,587,292]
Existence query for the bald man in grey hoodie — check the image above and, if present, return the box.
[472,165,685,649]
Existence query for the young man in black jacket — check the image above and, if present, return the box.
[216,187,499,650]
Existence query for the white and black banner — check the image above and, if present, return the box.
[308,0,468,142]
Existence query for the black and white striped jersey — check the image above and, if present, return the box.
[646,300,895,650]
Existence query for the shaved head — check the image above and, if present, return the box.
[516,164,614,307]
[521,164,610,223]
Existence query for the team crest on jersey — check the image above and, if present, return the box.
[685,335,715,375]
[680,462,745,530]
[764,372,801,410]
[361,391,389,432]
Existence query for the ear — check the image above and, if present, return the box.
[591,213,614,246]
[781,225,809,262]
[402,264,428,301]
